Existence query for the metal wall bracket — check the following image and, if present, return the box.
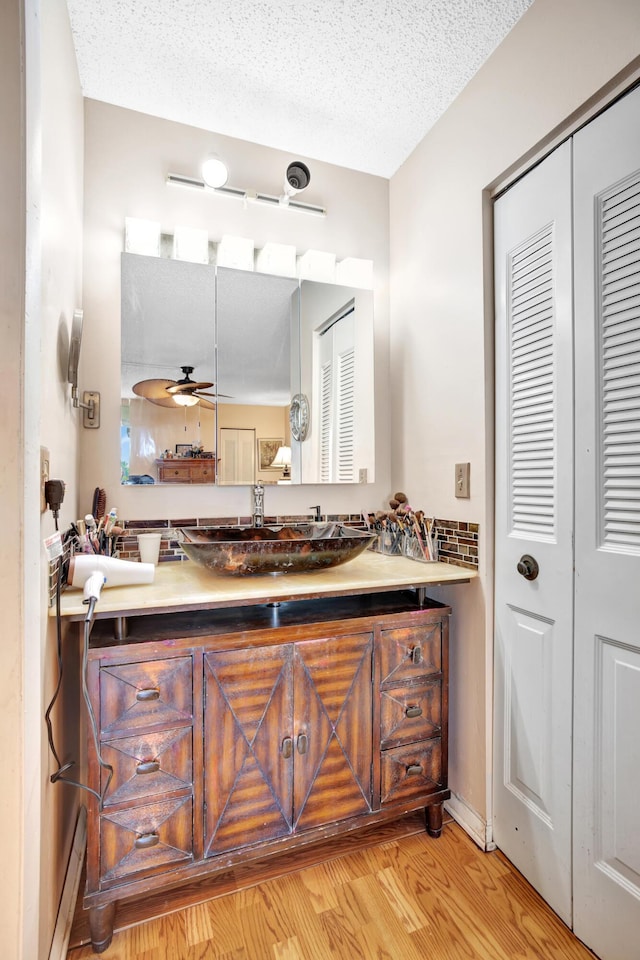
[82,391,100,429]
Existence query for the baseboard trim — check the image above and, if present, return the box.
[445,793,494,851]
[49,805,86,960]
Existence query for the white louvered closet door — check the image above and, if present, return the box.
[573,85,640,960]
[493,140,574,924]
[317,310,356,482]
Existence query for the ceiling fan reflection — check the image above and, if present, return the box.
[132,366,228,409]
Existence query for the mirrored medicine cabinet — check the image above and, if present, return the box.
[120,252,375,487]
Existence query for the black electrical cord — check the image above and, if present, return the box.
[81,598,113,807]
[45,550,113,808]
[44,558,69,772]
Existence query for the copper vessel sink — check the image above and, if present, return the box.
[178,522,375,575]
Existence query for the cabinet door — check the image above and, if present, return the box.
[293,632,373,832]
[203,645,293,856]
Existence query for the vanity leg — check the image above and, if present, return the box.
[89,901,116,953]
[425,802,443,838]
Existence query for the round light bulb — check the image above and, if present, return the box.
[173,393,199,407]
[201,157,228,188]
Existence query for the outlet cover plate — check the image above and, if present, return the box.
[40,446,50,513]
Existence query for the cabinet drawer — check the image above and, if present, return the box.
[379,624,441,686]
[380,680,441,748]
[100,794,193,884]
[159,468,186,482]
[100,656,193,738]
[101,727,192,806]
[190,464,214,482]
[380,739,443,805]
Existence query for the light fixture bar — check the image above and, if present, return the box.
[167,173,205,189]
[167,174,326,216]
[254,192,325,216]
[167,174,247,198]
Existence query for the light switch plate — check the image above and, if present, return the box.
[455,462,470,498]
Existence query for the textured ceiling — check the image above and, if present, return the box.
[65,0,533,178]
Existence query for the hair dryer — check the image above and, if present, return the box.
[68,554,155,603]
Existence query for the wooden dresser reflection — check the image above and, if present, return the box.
[155,458,216,484]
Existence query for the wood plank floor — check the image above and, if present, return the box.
[67,817,597,960]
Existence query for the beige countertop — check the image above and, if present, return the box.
[55,551,476,621]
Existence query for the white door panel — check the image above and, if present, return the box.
[573,84,640,960]
[503,606,555,820]
[494,140,574,924]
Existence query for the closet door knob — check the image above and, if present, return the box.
[517,554,539,581]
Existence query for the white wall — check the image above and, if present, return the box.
[390,0,640,832]
[38,0,85,955]
[81,102,390,522]
[0,2,28,955]
[1,1,83,957]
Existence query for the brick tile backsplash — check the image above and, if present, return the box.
[114,513,479,569]
[435,519,479,569]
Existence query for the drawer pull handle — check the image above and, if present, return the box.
[136,760,160,776]
[411,646,423,665]
[297,734,308,755]
[134,832,159,849]
[405,705,423,719]
[281,737,293,759]
[406,764,423,776]
[136,688,160,702]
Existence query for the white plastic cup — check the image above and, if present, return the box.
[138,533,162,565]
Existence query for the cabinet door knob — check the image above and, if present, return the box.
[281,737,293,759]
[297,734,308,755]
[406,764,423,776]
[136,760,160,775]
[134,832,159,849]
[136,688,160,702]
[405,705,423,719]
[411,645,423,665]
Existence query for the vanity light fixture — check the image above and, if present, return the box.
[124,217,161,256]
[173,225,209,264]
[167,174,326,217]
[201,155,229,189]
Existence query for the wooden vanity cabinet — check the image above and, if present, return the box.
[83,593,450,953]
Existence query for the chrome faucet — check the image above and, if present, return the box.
[253,482,264,527]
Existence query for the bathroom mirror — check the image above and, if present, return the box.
[120,253,375,485]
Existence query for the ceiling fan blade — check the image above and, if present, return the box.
[166,380,214,395]
[132,378,177,399]
[194,396,216,410]
[196,390,234,398]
